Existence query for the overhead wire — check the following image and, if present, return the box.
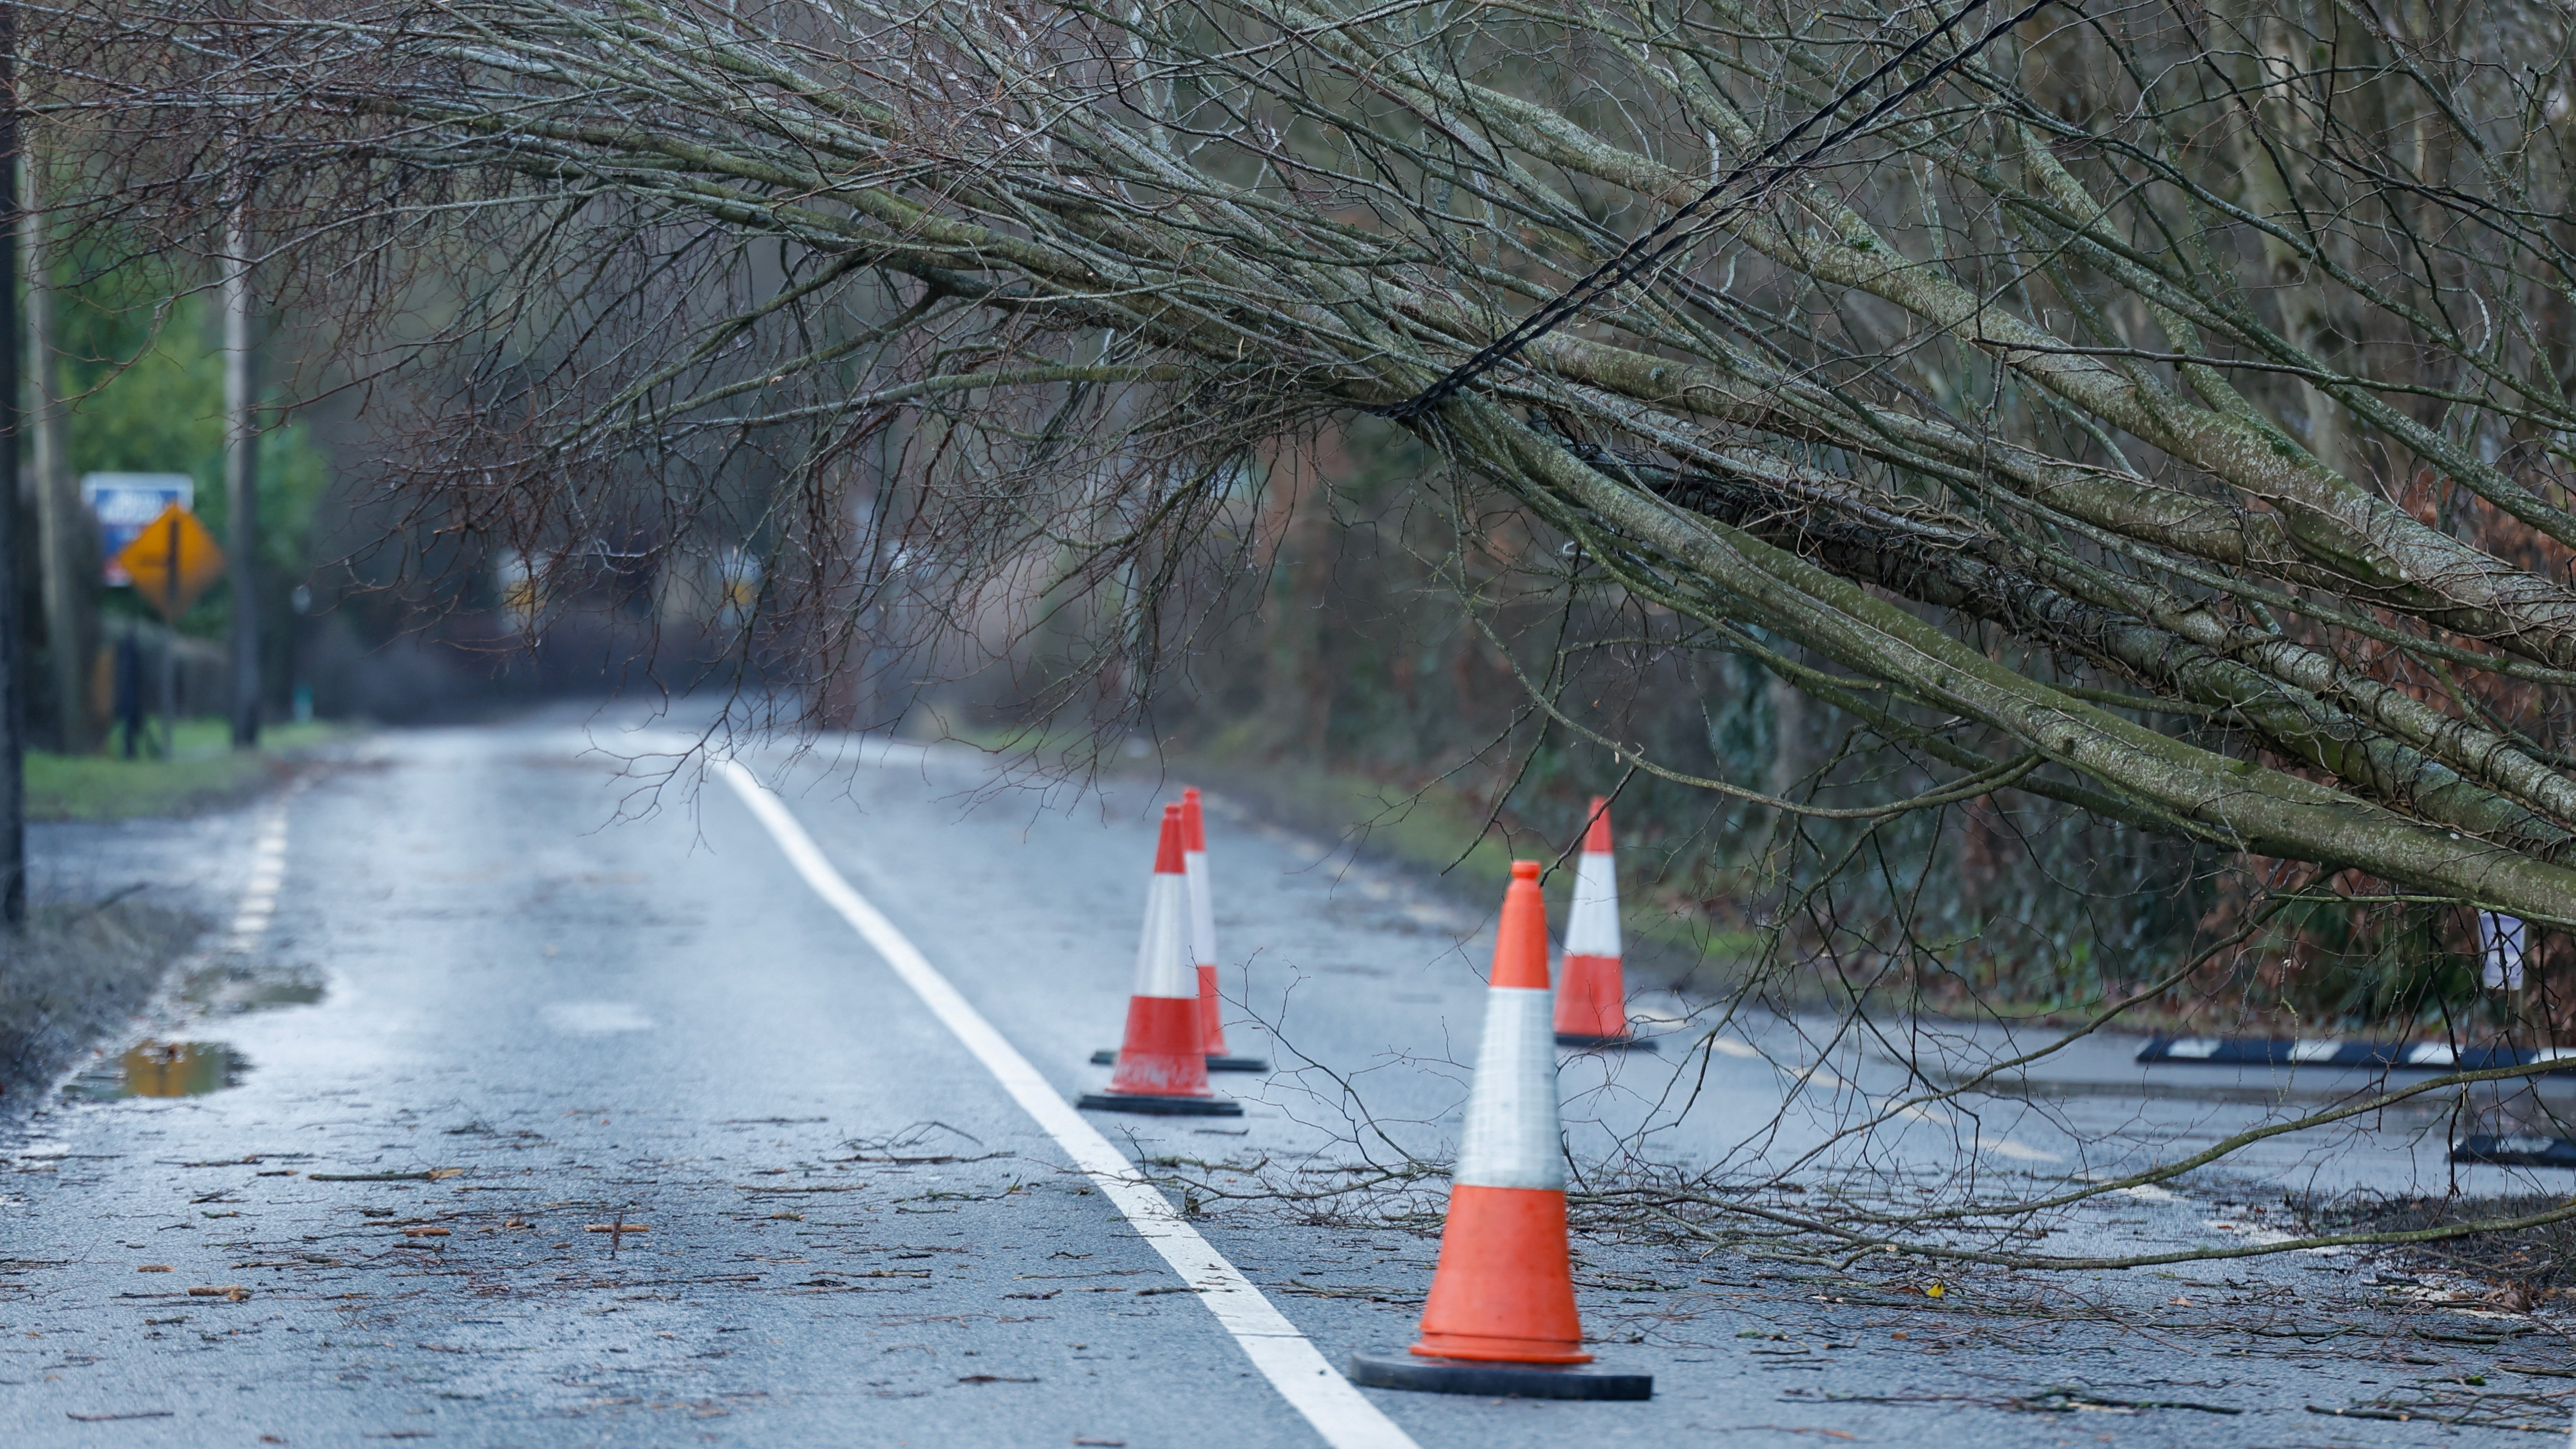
[1375,0,2056,422]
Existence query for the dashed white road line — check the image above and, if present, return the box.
[222,806,292,955]
[716,758,1422,1449]
[1974,1136,2064,1164]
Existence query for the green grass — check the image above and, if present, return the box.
[920,714,1768,987]
[28,718,358,822]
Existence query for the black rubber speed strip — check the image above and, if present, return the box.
[1347,1351,1652,1400]
[1555,1033,1661,1052]
[2452,1136,2576,1168]
[2136,1038,2576,1071]
[1076,1092,1244,1116]
[1090,1049,1270,1072]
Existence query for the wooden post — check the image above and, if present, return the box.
[222,210,260,749]
[158,511,177,756]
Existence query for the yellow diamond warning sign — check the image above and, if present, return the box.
[112,502,226,620]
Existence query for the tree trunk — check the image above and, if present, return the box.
[19,156,96,755]
[0,6,26,927]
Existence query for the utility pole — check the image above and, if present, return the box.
[22,156,96,754]
[221,207,259,749]
[0,2,28,926]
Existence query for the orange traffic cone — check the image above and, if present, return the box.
[1554,798,1652,1050]
[1090,789,1271,1072]
[1079,804,1242,1117]
[1348,860,1650,1400]
[1184,788,1268,1072]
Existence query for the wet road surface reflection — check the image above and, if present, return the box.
[68,1040,245,1099]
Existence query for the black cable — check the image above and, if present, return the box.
[1376,0,2054,422]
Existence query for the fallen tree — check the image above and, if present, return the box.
[30,0,2576,1247]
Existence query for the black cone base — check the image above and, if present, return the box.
[1554,1032,1660,1052]
[1076,1091,1244,1116]
[1092,1049,1272,1072]
[1347,1351,1650,1400]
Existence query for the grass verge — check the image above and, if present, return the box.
[28,719,356,822]
[1122,737,1764,992]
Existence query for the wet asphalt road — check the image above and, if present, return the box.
[1,711,2566,1446]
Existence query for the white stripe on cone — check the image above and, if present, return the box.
[1563,849,1620,958]
[1456,986,1565,1190]
[1186,848,1217,970]
[1134,873,1195,999]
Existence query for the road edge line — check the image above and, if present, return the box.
[716,758,1422,1449]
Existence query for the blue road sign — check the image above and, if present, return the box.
[80,473,196,586]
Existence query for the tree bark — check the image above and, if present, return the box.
[0,4,26,927]
[19,157,96,754]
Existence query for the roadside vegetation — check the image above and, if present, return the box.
[35,204,334,740]
[26,720,354,824]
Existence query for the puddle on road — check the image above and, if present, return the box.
[66,1041,248,1100]
[57,953,320,1104]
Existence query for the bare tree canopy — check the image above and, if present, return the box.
[35,0,2576,930]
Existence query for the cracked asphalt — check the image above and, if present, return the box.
[0,708,2566,1446]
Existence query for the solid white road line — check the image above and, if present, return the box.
[716,759,1422,1449]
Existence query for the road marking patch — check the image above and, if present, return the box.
[718,759,1420,1449]
[541,1002,656,1036]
